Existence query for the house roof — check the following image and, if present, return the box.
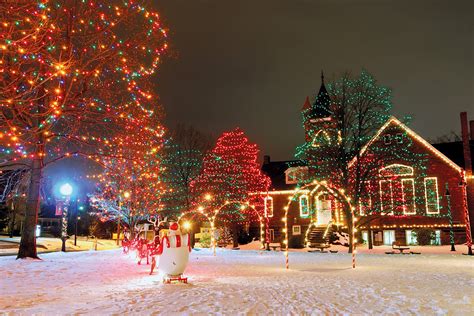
[348,116,463,173]
[310,71,332,119]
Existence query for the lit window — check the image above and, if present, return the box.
[264,196,273,217]
[383,134,391,145]
[395,133,403,144]
[379,180,394,215]
[311,130,331,147]
[424,177,440,214]
[401,178,416,215]
[379,164,414,177]
[405,230,417,245]
[299,195,309,217]
[285,167,308,184]
[292,225,301,236]
[431,230,441,245]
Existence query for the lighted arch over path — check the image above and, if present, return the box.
[180,200,265,256]
[283,180,358,269]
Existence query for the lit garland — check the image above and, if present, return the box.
[282,180,358,269]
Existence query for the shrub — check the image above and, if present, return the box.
[198,233,211,248]
[289,235,304,248]
[414,228,434,245]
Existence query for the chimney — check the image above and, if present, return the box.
[470,120,474,141]
[460,112,472,175]
[263,155,271,165]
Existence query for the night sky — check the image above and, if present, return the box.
[154,0,473,161]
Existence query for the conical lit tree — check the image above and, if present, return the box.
[0,1,168,258]
[190,128,270,246]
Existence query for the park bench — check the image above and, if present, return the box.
[385,241,412,254]
[308,243,331,253]
[268,242,282,251]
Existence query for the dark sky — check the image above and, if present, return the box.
[154,0,473,161]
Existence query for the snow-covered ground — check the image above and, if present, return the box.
[1,248,473,315]
[0,236,119,255]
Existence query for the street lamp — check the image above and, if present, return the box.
[59,183,73,252]
[117,191,131,245]
[74,204,84,246]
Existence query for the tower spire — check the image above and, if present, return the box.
[321,70,324,84]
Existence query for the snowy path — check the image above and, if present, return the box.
[1,248,473,315]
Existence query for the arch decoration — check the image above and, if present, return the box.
[282,180,358,269]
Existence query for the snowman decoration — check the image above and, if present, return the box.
[154,222,192,283]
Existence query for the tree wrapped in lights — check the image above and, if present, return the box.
[160,124,212,218]
[190,128,270,247]
[89,115,168,238]
[296,70,428,251]
[0,0,168,258]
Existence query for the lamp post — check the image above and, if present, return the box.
[59,183,73,252]
[445,183,455,251]
[74,205,84,246]
[117,191,130,245]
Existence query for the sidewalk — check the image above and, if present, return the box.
[0,236,120,256]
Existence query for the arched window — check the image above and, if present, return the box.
[379,164,414,177]
[311,130,331,148]
[378,164,415,215]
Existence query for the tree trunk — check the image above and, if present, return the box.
[368,225,373,249]
[232,223,239,248]
[17,151,43,259]
[9,204,16,238]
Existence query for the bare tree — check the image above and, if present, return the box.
[161,124,213,217]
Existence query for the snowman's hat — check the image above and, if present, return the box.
[168,222,180,235]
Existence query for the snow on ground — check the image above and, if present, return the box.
[0,248,473,315]
[0,236,119,255]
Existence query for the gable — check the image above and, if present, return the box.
[349,117,462,173]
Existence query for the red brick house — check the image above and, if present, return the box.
[259,81,472,247]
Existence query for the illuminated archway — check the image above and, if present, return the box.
[283,180,358,269]
[209,200,265,256]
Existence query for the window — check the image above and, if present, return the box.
[379,180,394,214]
[379,164,414,177]
[268,229,275,242]
[361,231,369,244]
[264,196,273,217]
[292,225,301,236]
[394,133,404,144]
[401,178,416,215]
[311,130,331,147]
[431,230,441,245]
[405,230,417,245]
[383,134,391,145]
[424,177,440,214]
[299,195,309,217]
[383,230,396,245]
[285,167,308,184]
